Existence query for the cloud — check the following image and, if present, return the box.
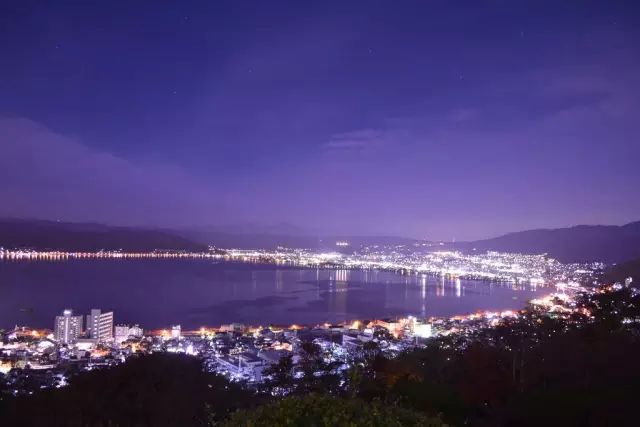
[0,117,225,227]
[323,128,386,153]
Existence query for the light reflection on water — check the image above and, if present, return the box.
[0,259,547,329]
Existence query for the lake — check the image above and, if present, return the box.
[0,259,547,330]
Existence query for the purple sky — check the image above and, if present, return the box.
[1,1,639,240]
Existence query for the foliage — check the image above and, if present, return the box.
[0,353,255,427]
[577,286,640,328]
[261,353,294,395]
[602,256,640,285]
[296,341,342,394]
[344,289,640,426]
[222,394,443,427]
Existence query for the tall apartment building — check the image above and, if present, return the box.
[171,325,181,339]
[86,309,114,342]
[114,324,144,344]
[54,310,83,344]
[128,324,143,338]
[114,325,130,344]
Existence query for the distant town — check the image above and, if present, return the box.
[1,241,604,285]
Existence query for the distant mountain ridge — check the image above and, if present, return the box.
[195,222,316,236]
[0,219,206,252]
[0,218,424,253]
[457,221,640,264]
[2,218,640,264]
[180,229,422,251]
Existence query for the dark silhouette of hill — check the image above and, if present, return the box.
[603,256,640,285]
[4,218,640,263]
[181,229,423,251]
[180,229,323,249]
[454,221,640,263]
[0,218,424,252]
[0,219,206,252]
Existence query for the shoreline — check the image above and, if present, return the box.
[0,248,586,331]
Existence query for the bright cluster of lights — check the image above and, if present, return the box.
[0,245,601,289]
[0,249,223,261]
[221,248,600,286]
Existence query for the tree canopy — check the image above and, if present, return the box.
[222,394,443,427]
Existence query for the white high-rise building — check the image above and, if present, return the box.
[86,309,114,342]
[129,324,143,338]
[115,324,144,344]
[114,325,130,344]
[54,310,83,344]
[171,325,181,339]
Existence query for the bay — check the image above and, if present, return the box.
[0,259,546,330]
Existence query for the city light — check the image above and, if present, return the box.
[0,245,613,394]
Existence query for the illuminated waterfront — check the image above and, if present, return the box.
[0,246,601,285]
[0,258,548,330]
[0,247,609,394]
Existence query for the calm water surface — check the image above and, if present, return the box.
[0,259,547,329]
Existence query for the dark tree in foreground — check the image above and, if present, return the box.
[261,353,294,394]
[0,372,7,400]
[350,289,640,426]
[577,286,640,329]
[296,341,341,394]
[222,394,444,427]
[0,353,255,427]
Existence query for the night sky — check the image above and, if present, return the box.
[1,1,638,240]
